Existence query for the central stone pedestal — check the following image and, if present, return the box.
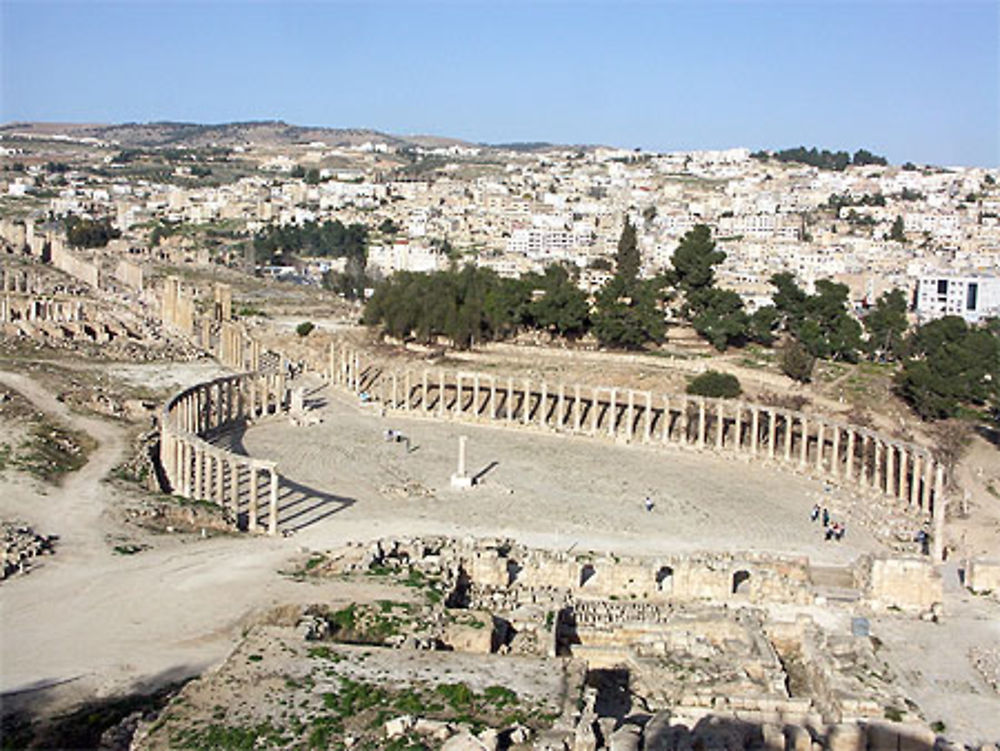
[450,435,474,490]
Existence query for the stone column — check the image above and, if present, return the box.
[662,396,671,443]
[247,379,257,420]
[845,430,856,481]
[268,469,279,536]
[229,459,239,516]
[874,440,883,491]
[455,373,463,417]
[733,403,742,451]
[909,453,921,507]
[473,374,480,417]
[712,401,722,450]
[353,352,361,393]
[422,370,429,412]
[767,410,777,459]
[574,385,582,433]
[784,413,793,461]
[815,423,825,473]
[750,407,759,455]
[194,446,204,499]
[539,381,548,429]
[215,454,224,503]
[557,384,566,431]
[248,466,258,531]
[591,388,600,435]
[507,377,514,422]
[897,448,908,500]
[404,372,411,412]
[608,388,616,438]
[933,464,946,562]
[523,379,531,425]
[644,392,652,443]
[831,426,841,478]
[697,399,706,448]
[626,390,635,442]
[680,398,690,444]
[490,377,497,420]
[886,444,895,498]
[799,418,809,468]
[921,457,934,510]
[391,372,398,409]
[859,434,869,486]
[439,371,447,417]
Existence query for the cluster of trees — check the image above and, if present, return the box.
[64,215,121,248]
[253,219,368,266]
[363,221,756,351]
[290,165,323,184]
[752,147,888,171]
[826,192,886,210]
[362,264,590,349]
[362,216,1000,425]
[894,316,1000,420]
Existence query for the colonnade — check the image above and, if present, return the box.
[1,267,35,293]
[159,370,288,535]
[0,295,86,324]
[330,344,945,527]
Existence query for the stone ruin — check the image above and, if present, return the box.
[1,521,56,580]
[295,536,983,749]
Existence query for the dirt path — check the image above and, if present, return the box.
[0,369,124,555]
[0,370,309,719]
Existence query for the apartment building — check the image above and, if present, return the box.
[916,274,1000,323]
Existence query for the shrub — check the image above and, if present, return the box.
[296,321,315,337]
[781,340,816,383]
[686,370,742,399]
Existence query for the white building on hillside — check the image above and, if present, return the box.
[916,275,1000,323]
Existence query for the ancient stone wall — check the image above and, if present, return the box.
[50,240,100,288]
[967,558,1000,598]
[114,259,144,292]
[866,556,943,612]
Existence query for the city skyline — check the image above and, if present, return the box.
[1,1,998,167]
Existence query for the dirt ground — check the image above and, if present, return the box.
[235,382,885,565]
[1,361,998,745]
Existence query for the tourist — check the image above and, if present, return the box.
[822,508,830,527]
[835,522,846,541]
[915,529,930,555]
[644,497,654,512]
[811,504,820,522]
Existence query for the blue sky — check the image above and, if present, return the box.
[1,1,997,166]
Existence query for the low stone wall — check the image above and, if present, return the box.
[967,559,1000,598]
[159,370,288,535]
[329,342,948,558]
[866,556,943,612]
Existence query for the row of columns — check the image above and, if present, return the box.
[328,344,940,517]
[160,372,289,536]
[0,295,85,324]
[1,268,34,293]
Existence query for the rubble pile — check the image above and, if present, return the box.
[1,521,56,580]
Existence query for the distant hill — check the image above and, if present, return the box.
[0,120,606,154]
[0,120,479,151]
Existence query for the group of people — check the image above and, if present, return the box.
[811,504,846,542]
[383,428,411,452]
